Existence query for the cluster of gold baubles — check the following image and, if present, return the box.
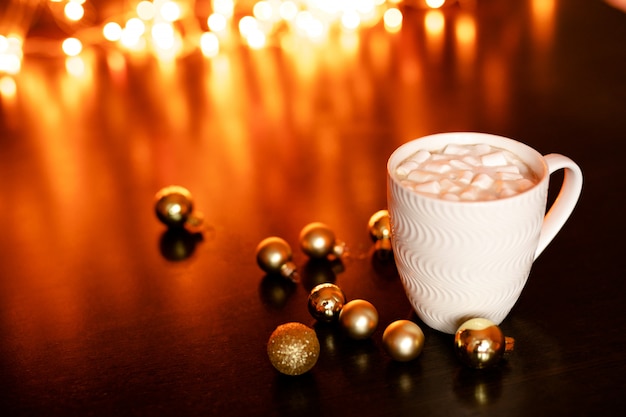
[267,279,513,376]
[267,280,427,376]
[154,186,514,376]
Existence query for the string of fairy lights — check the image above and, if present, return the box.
[0,0,455,81]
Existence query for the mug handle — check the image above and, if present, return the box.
[534,154,583,259]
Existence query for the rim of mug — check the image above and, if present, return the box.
[387,132,549,204]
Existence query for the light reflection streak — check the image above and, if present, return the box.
[531,0,556,52]
[424,9,445,63]
[454,12,476,80]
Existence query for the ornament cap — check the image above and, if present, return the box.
[332,240,347,258]
[504,336,515,356]
[280,261,299,282]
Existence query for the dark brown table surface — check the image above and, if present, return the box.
[1,0,625,416]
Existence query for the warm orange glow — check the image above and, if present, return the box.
[426,0,446,8]
[341,11,361,31]
[64,1,85,21]
[531,0,556,49]
[454,14,476,78]
[455,14,476,46]
[152,22,176,50]
[214,0,235,18]
[160,1,182,22]
[279,1,298,21]
[0,75,17,97]
[246,29,267,49]
[62,37,83,56]
[424,10,445,35]
[383,7,403,33]
[424,10,445,61]
[200,32,220,57]
[137,0,156,20]
[65,55,85,76]
[253,1,273,21]
[103,22,123,42]
[208,13,228,32]
[0,0,423,68]
[532,0,556,17]
[0,35,22,75]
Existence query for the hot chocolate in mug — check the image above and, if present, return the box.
[387,132,583,334]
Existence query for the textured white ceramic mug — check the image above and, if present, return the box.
[387,132,583,334]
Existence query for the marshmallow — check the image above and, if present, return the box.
[414,181,441,195]
[471,173,495,189]
[407,170,436,183]
[443,144,471,155]
[411,150,432,164]
[473,143,492,155]
[496,172,524,181]
[422,162,452,174]
[439,179,463,194]
[396,160,420,176]
[461,155,481,166]
[481,151,508,167]
[460,187,480,201]
[449,159,473,170]
[455,170,474,184]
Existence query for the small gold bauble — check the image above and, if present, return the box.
[368,210,392,252]
[368,210,391,242]
[255,237,298,281]
[299,222,346,259]
[267,322,320,376]
[154,185,195,228]
[454,318,514,369]
[339,299,379,340]
[308,283,347,323]
[382,320,425,362]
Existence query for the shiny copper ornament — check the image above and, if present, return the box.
[154,185,203,230]
[299,222,346,259]
[339,299,379,340]
[382,320,425,362]
[307,283,347,323]
[368,209,392,252]
[454,318,515,369]
[255,237,298,282]
[267,322,320,376]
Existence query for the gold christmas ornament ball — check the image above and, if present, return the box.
[308,283,347,323]
[255,237,298,281]
[382,320,425,362]
[267,322,320,376]
[454,318,514,369]
[339,299,379,340]
[154,185,194,228]
[299,222,345,259]
[368,210,391,242]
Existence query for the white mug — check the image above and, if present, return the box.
[387,132,583,334]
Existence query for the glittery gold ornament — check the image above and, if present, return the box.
[339,299,379,340]
[454,318,515,369]
[267,322,320,376]
[382,320,425,362]
[299,222,346,259]
[255,237,298,282]
[154,185,204,230]
[308,283,347,323]
[368,210,392,252]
